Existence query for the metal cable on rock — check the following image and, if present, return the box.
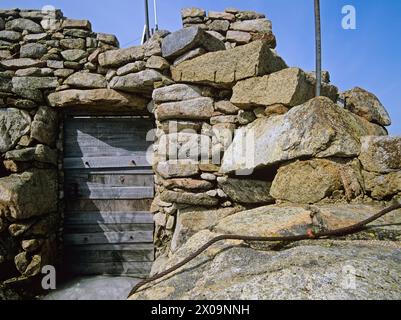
[128,202,401,298]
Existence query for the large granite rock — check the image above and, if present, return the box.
[116,61,146,76]
[20,43,47,59]
[214,205,312,237]
[221,97,387,174]
[0,73,12,93]
[160,190,219,207]
[0,30,22,42]
[131,203,401,300]
[226,30,252,44]
[173,47,206,66]
[155,97,214,121]
[215,204,401,240]
[61,19,92,30]
[1,58,46,69]
[60,49,87,62]
[131,234,401,300]
[0,108,31,153]
[0,169,57,220]
[230,19,272,33]
[12,76,58,102]
[64,71,107,89]
[60,38,86,50]
[47,89,148,109]
[152,84,202,103]
[342,87,391,126]
[208,20,230,33]
[161,26,225,59]
[162,178,213,191]
[171,40,287,87]
[171,207,242,252]
[217,176,274,204]
[5,144,57,165]
[359,136,401,173]
[109,69,165,93]
[231,67,338,109]
[98,46,145,68]
[363,171,401,200]
[157,132,210,161]
[156,160,199,179]
[181,8,206,19]
[270,159,363,204]
[30,106,58,146]
[6,18,43,33]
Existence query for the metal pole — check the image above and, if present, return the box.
[314,0,322,96]
[144,0,151,41]
[153,0,159,31]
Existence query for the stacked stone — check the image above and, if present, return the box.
[1,6,399,289]
[0,8,66,283]
[150,10,399,258]
[0,8,170,285]
[151,84,231,254]
[181,7,276,50]
[149,24,286,255]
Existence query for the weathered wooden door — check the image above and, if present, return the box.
[63,116,154,277]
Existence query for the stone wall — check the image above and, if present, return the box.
[0,8,170,288]
[181,7,276,50]
[0,6,400,295]
[150,8,399,261]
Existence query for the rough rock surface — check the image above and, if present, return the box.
[230,19,272,33]
[47,89,148,109]
[0,58,45,70]
[217,176,274,204]
[5,145,57,165]
[0,169,57,220]
[153,84,202,103]
[30,106,58,146]
[64,71,107,89]
[270,159,364,204]
[171,40,287,87]
[156,160,199,179]
[160,190,219,207]
[161,26,225,59]
[131,235,401,300]
[109,69,164,93]
[226,30,252,44]
[359,136,401,174]
[231,67,338,109]
[131,203,401,300]
[363,171,401,200]
[6,18,43,33]
[221,97,387,174]
[171,207,242,252]
[157,132,210,161]
[20,43,47,59]
[98,46,145,68]
[155,97,214,121]
[0,108,31,153]
[342,87,391,126]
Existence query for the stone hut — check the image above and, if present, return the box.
[0,7,400,299]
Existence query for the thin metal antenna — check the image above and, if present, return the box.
[144,0,151,42]
[141,25,147,45]
[314,0,322,96]
[154,0,159,31]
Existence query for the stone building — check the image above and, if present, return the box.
[0,7,400,300]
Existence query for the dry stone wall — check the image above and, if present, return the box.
[181,7,277,50]
[151,7,399,260]
[0,7,170,287]
[0,6,400,294]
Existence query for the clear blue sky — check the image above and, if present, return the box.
[2,0,400,135]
